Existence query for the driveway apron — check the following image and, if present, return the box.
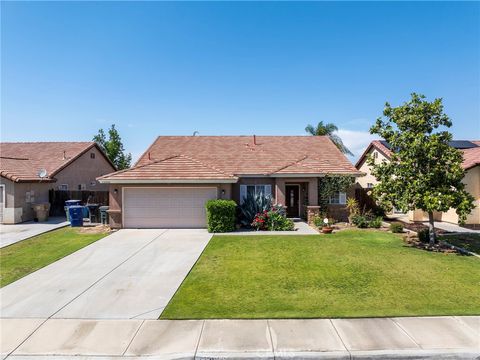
[0,229,211,319]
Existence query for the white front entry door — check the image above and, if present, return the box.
[123,187,217,228]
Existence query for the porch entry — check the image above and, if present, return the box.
[285,184,300,218]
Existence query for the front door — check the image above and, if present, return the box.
[285,185,299,218]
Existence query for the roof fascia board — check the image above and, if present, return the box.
[98,179,238,184]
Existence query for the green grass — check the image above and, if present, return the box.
[0,227,108,287]
[442,233,480,254]
[161,229,480,319]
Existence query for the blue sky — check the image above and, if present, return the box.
[1,1,479,161]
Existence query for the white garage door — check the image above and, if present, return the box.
[123,187,217,228]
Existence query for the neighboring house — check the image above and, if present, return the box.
[356,140,480,226]
[98,136,362,228]
[0,142,116,224]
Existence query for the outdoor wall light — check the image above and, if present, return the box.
[221,189,225,195]
[113,188,118,195]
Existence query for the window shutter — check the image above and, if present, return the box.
[265,185,272,197]
[339,192,347,205]
[240,185,247,204]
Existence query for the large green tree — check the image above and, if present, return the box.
[369,93,474,245]
[93,124,132,170]
[305,121,353,156]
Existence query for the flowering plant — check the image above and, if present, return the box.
[251,208,294,231]
[251,210,269,230]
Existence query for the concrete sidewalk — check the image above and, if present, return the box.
[0,217,69,248]
[1,316,478,359]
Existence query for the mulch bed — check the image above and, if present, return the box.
[384,219,448,235]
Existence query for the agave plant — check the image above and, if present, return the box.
[238,193,273,226]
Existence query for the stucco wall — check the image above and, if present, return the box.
[440,166,480,225]
[0,177,51,223]
[356,148,389,188]
[107,183,232,228]
[54,146,115,191]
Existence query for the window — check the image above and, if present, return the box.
[90,181,96,187]
[373,151,378,159]
[367,183,374,188]
[78,184,86,190]
[90,152,95,159]
[328,191,346,205]
[240,184,271,204]
[59,184,68,191]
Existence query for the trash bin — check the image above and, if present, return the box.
[86,204,99,223]
[99,206,109,225]
[32,203,51,222]
[64,200,81,221]
[68,205,84,227]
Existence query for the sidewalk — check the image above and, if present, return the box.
[1,316,478,359]
[0,217,69,248]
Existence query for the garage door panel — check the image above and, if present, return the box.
[123,187,217,228]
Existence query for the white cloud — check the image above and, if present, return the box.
[336,129,377,162]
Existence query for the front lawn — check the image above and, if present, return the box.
[161,229,480,319]
[0,227,109,287]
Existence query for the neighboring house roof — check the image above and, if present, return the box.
[0,142,115,182]
[355,140,480,170]
[99,136,361,183]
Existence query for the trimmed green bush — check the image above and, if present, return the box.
[390,222,404,233]
[369,217,383,229]
[205,200,237,233]
[417,228,435,243]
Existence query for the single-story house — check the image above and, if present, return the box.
[355,140,480,226]
[98,136,362,229]
[0,142,116,224]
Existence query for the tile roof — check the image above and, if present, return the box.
[356,140,480,170]
[100,136,361,182]
[98,155,238,182]
[0,142,111,182]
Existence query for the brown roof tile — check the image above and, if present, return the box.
[100,136,360,182]
[0,142,112,182]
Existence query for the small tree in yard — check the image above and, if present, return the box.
[93,124,132,170]
[369,93,474,246]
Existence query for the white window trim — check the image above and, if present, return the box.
[328,191,346,205]
[240,184,272,204]
[59,184,68,191]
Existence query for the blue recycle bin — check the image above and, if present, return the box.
[65,200,81,221]
[68,206,84,227]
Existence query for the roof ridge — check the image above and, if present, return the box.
[178,154,235,178]
[0,156,30,160]
[97,155,180,180]
[270,155,309,174]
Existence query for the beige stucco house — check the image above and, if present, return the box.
[98,136,362,229]
[0,142,116,224]
[355,140,480,226]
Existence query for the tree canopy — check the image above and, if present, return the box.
[305,121,353,156]
[93,124,132,170]
[369,93,474,245]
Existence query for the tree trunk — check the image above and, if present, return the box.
[428,211,436,246]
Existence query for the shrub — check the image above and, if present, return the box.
[352,213,383,228]
[313,216,324,228]
[390,222,404,233]
[251,208,294,231]
[417,228,434,243]
[238,193,272,226]
[369,216,383,229]
[346,198,360,223]
[267,210,295,231]
[352,214,369,228]
[205,199,236,233]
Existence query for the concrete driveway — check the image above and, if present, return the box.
[0,229,211,319]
